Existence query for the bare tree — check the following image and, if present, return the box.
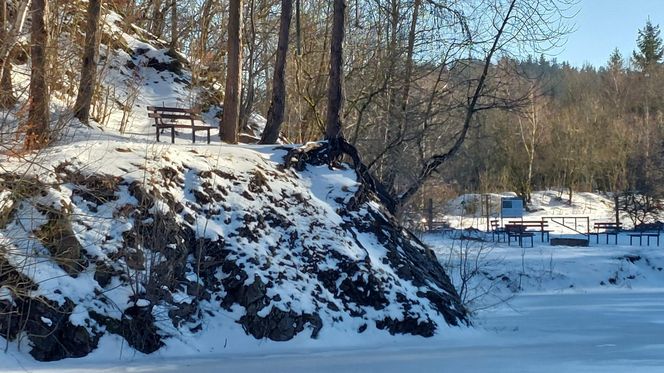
[260,0,293,144]
[24,0,49,150]
[220,0,243,144]
[393,0,572,212]
[73,0,101,124]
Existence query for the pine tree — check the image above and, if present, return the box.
[607,48,624,72]
[632,19,663,71]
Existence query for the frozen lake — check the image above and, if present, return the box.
[8,290,663,372]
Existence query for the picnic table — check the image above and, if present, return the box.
[508,220,551,242]
[505,224,534,248]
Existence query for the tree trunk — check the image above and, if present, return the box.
[199,0,213,58]
[324,0,346,140]
[295,0,301,55]
[169,0,177,53]
[240,0,256,132]
[400,0,420,115]
[0,0,30,109]
[260,0,293,144]
[149,0,165,38]
[220,0,243,143]
[73,0,101,124]
[0,0,14,108]
[25,0,49,150]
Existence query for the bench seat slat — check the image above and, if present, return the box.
[149,113,202,120]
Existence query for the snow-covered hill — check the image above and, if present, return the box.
[0,139,467,361]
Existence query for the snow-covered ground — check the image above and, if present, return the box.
[2,227,663,372]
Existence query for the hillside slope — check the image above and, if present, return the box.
[0,140,467,361]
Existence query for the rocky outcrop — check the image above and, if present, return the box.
[0,143,467,361]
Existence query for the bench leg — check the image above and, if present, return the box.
[156,127,160,142]
[171,127,175,143]
[207,129,211,144]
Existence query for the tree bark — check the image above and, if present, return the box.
[400,0,420,115]
[0,0,14,108]
[220,0,243,143]
[324,0,346,141]
[169,0,177,53]
[149,0,165,38]
[25,0,49,150]
[260,0,293,144]
[295,0,301,55]
[239,0,256,132]
[73,0,101,124]
[0,0,30,109]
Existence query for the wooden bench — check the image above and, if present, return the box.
[508,220,550,242]
[589,222,621,244]
[147,106,215,144]
[505,224,534,248]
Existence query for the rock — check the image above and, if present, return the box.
[34,209,87,276]
[240,307,322,341]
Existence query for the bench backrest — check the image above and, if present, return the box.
[505,224,526,233]
[594,222,621,231]
[147,106,203,125]
[147,106,198,114]
[508,221,547,227]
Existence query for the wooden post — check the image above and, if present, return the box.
[427,198,433,232]
[615,194,620,228]
[484,194,490,232]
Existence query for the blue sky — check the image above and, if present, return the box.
[552,0,664,68]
